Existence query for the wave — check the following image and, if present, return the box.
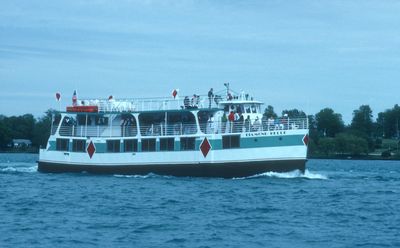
[113,173,173,179]
[113,174,152,179]
[0,164,38,173]
[237,170,328,180]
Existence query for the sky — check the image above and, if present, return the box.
[0,0,399,124]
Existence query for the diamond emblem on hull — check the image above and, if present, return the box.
[200,137,211,158]
[87,141,96,159]
[303,134,309,146]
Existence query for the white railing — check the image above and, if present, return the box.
[78,95,221,113]
[57,118,308,138]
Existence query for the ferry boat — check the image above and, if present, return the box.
[38,86,309,178]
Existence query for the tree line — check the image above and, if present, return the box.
[263,104,400,158]
[0,105,399,157]
[0,110,52,151]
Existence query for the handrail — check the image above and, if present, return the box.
[72,91,264,113]
[57,118,309,138]
[76,95,221,113]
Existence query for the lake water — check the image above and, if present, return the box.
[1,154,399,247]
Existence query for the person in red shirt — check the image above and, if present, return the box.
[228,111,235,133]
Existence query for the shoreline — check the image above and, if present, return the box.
[309,154,400,161]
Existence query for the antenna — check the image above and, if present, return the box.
[224,83,230,96]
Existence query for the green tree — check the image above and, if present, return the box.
[335,133,368,156]
[0,119,12,149]
[263,105,277,118]
[315,108,345,137]
[282,109,307,118]
[32,110,53,148]
[318,137,336,155]
[3,114,36,140]
[376,104,400,138]
[308,114,319,145]
[351,105,373,137]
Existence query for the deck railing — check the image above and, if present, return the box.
[78,95,221,113]
[57,118,308,138]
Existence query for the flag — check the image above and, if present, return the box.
[55,92,61,101]
[72,90,77,106]
[172,89,179,99]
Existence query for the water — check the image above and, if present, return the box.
[1,154,399,248]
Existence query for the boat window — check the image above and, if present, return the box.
[251,105,257,113]
[51,113,62,135]
[222,135,240,149]
[124,139,138,152]
[245,105,251,113]
[180,137,195,151]
[236,105,244,114]
[167,111,197,135]
[77,114,91,125]
[95,116,109,126]
[198,110,217,134]
[141,138,156,152]
[160,138,175,151]
[107,140,120,153]
[56,138,69,151]
[59,116,75,136]
[121,114,138,137]
[139,112,165,136]
[72,139,86,152]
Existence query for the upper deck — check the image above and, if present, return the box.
[66,90,263,114]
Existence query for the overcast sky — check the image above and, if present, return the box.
[1,0,399,123]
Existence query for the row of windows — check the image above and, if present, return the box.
[55,135,240,152]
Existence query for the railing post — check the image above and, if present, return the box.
[109,116,112,137]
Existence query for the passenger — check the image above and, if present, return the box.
[221,113,227,133]
[234,111,240,133]
[268,117,275,131]
[207,115,215,134]
[196,95,200,107]
[208,88,214,108]
[252,117,261,132]
[282,114,289,129]
[238,112,244,132]
[244,116,251,132]
[184,96,190,109]
[274,118,282,130]
[228,111,235,133]
[282,114,289,130]
[261,115,267,131]
[227,92,233,101]
[191,94,198,108]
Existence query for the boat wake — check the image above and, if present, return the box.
[0,163,38,173]
[112,170,328,180]
[237,170,328,180]
[113,173,173,179]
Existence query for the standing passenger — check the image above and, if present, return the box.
[208,88,214,108]
[184,96,190,109]
[245,116,251,132]
[238,112,244,132]
[221,113,227,133]
[228,111,235,133]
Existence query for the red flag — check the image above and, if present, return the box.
[55,92,61,101]
[72,90,77,106]
[172,89,178,99]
